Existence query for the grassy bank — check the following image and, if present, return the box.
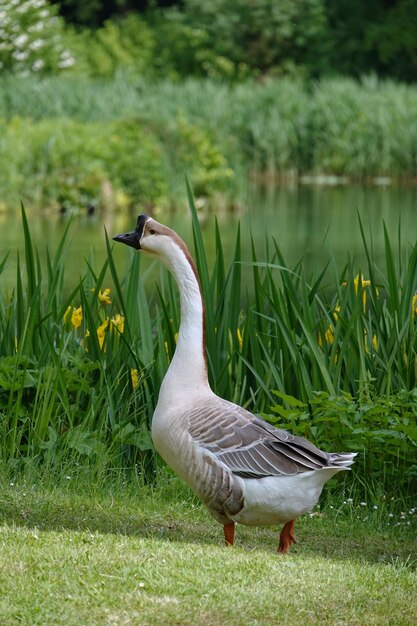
[1,75,417,210]
[0,476,416,626]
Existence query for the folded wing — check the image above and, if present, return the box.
[188,399,355,479]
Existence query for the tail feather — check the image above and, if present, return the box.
[328,452,357,469]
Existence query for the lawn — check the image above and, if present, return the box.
[0,475,415,625]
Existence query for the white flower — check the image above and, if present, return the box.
[58,56,75,69]
[60,49,73,60]
[29,38,45,50]
[360,502,367,507]
[16,2,30,14]
[14,33,29,47]
[32,58,44,71]
[28,22,44,33]
[12,49,29,61]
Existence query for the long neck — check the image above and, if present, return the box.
[160,243,209,394]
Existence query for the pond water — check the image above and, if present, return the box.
[2,183,417,290]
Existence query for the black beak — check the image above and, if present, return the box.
[113,214,149,250]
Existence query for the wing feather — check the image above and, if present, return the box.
[187,398,347,478]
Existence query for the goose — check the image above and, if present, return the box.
[113,215,356,553]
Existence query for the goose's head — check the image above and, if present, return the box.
[113,215,181,259]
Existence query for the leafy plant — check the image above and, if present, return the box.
[155,0,327,78]
[69,13,155,78]
[0,199,416,498]
[267,389,417,495]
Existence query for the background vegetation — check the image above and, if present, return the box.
[1,200,416,499]
[7,0,414,82]
[0,1,416,509]
[2,73,417,212]
[1,1,417,212]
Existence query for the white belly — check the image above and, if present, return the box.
[234,468,343,526]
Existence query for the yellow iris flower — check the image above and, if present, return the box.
[70,306,83,329]
[354,274,371,309]
[64,305,83,329]
[98,288,111,305]
[97,319,109,349]
[111,314,125,334]
[342,274,377,310]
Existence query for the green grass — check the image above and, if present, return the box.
[0,475,416,625]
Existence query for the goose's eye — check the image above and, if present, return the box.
[149,229,156,235]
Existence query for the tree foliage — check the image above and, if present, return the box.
[159,0,327,78]
[2,0,417,82]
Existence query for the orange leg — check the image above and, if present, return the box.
[223,522,235,546]
[278,519,297,554]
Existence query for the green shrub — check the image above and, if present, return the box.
[150,12,243,80]
[69,14,155,78]
[152,0,327,78]
[0,117,167,210]
[0,104,235,210]
[267,389,417,493]
[150,115,235,198]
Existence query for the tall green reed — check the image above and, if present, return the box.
[0,205,157,478]
[0,200,416,493]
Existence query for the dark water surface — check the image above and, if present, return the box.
[2,184,417,290]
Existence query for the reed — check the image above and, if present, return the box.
[0,201,416,494]
[1,75,417,211]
